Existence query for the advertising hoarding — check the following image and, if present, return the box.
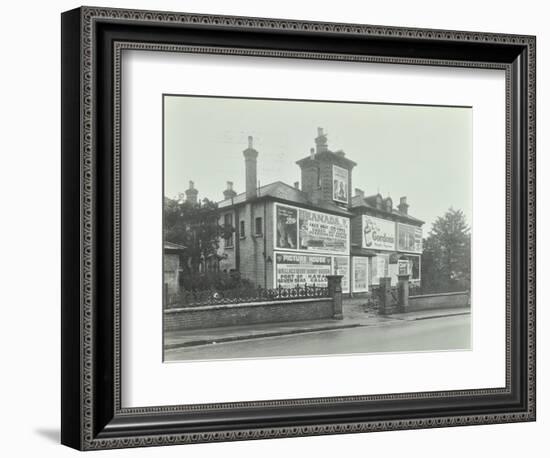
[362,215,396,251]
[352,257,369,292]
[397,223,423,253]
[275,205,298,249]
[332,165,349,204]
[332,256,350,293]
[274,253,332,289]
[275,204,349,255]
[274,252,350,293]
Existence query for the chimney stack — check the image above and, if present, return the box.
[243,136,258,200]
[315,127,329,153]
[185,180,198,206]
[294,181,300,189]
[355,188,365,199]
[398,196,409,215]
[223,181,237,200]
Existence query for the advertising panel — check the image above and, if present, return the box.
[332,256,350,293]
[352,257,369,292]
[397,223,423,253]
[275,205,298,250]
[332,165,349,203]
[274,253,332,289]
[370,254,389,286]
[275,204,349,255]
[362,215,396,251]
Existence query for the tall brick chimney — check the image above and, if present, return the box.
[315,127,329,153]
[185,180,198,205]
[243,136,258,200]
[223,181,237,200]
[398,196,409,215]
[296,128,356,208]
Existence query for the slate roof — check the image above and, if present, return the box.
[351,194,424,225]
[218,181,351,216]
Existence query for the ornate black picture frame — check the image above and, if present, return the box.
[61,6,536,450]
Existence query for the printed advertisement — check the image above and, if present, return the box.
[362,215,396,251]
[275,253,332,289]
[275,205,298,249]
[275,204,349,255]
[370,254,389,286]
[352,257,369,292]
[332,256,350,293]
[332,165,349,203]
[397,223,423,253]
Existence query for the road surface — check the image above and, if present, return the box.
[165,314,471,362]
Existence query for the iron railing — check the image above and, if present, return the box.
[166,284,330,308]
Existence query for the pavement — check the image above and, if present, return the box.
[164,300,471,350]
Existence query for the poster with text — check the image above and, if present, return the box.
[370,254,389,286]
[362,215,396,251]
[298,207,349,255]
[397,223,423,253]
[275,253,332,289]
[275,205,298,250]
[332,165,349,203]
[332,256,350,293]
[352,257,369,292]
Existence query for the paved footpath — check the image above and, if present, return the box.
[164,305,471,350]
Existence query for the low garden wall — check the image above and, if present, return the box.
[164,297,335,331]
[407,291,470,312]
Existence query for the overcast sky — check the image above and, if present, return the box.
[164,95,472,232]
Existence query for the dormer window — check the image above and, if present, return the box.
[385,198,393,213]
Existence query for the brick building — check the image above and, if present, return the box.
[204,128,424,293]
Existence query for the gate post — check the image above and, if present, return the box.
[327,275,343,320]
[397,274,410,312]
[378,277,392,315]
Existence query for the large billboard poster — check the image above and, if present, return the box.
[274,252,350,292]
[332,165,349,203]
[275,205,298,250]
[275,253,332,289]
[362,215,396,251]
[332,256,350,293]
[352,257,369,292]
[370,254,389,286]
[275,204,349,255]
[397,223,423,253]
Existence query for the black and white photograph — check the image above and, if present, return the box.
[163,95,473,362]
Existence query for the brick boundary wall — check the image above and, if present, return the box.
[164,297,335,331]
[407,291,470,312]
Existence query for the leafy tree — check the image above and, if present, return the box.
[421,208,471,293]
[164,194,234,275]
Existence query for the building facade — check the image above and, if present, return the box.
[198,128,424,294]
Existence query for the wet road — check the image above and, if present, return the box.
[165,314,471,362]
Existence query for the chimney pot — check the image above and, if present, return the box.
[223,181,237,200]
[248,136,253,149]
[294,181,300,189]
[185,180,199,205]
[243,139,259,200]
[398,196,409,214]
